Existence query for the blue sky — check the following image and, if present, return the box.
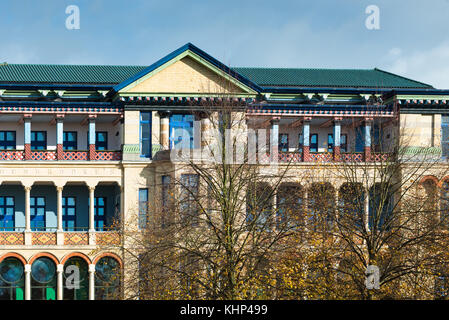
[1,0,449,88]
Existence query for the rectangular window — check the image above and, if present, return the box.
[298,133,303,152]
[170,114,194,149]
[161,175,171,228]
[140,112,152,158]
[94,197,107,231]
[328,134,334,153]
[279,134,289,152]
[63,132,78,150]
[31,131,47,150]
[30,196,45,231]
[0,131,16,150]
[0,196,15,231]
[341,134,348,152]
[180,174,199,225]
[62,197,76,231]
[310,134,318,152]
[138,188,149,229]
[95,132,108,150]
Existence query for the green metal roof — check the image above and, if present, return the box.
[233,67,433,89]
[0,63,146,84]
[0,62,433,89]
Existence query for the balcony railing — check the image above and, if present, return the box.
[276,152,390,163]
[0,149,122,161]
[0,229,121,246]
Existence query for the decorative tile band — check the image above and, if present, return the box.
[96,232,121,246]
[64,232,89,245]
[32,232,57,245]
[0,232,25,245]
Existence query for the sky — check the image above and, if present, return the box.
[1,0,449,88]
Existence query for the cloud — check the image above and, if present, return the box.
[382,42,449,89]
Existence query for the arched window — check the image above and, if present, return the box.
[31,257,57,300]
[277,184,303,230]
[0,257,24,300]
[95,257,121,300]
[63,257,88,300]
[308,183,335,231]
[441,180,449,226]
[368,183,394,231]
[246,183,274,231]
[339,183,365,229]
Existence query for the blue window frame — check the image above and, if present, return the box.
[62,197,76,231]
[30,196,45,231]
[31,131,47,150]
[180,174,199,225]
[0,131,16,150]
[0,197,15,231]
[63,132,77,150]
[94,197,106,231]
[279,134,289,152]
[95,132,108,151]
[170,114,194,149]
[138,189,149,229]
[140,112,152,158]
[328,134,334,153]
[310,134,318,152]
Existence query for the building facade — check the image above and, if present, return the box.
[0,43,448,300]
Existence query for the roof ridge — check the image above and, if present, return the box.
[234,67,374,71]
[374,67,433,88]
[2,63,147,68]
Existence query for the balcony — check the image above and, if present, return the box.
[277,151,390,163]
[0,182,122,246]
[0,149,122,161]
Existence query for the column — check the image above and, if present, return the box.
[364,188,370,231]
[57,264,64,300]
[270,118,279,163]
[56,115,64,160]
[24,114,32,160]
[24,186,31,232]
[89,264,95,300]
[89,186,96,232]
[364,119,372,162]
[24,264,31,300]
[200,116,211,148]
[88,115,96,161]
[57,186,63,232]
[160,112,170,150]
[333,118,341,161]
[302,118,311,162]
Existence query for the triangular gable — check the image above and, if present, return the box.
[113,43,261,96]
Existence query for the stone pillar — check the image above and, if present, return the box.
[89,186,96,233]
[302,118,311,162]
[57,264,64,300]
[56,185,64,245]
[364,188,370,231]
[333,118,341,161]
[160,112,170,150]
[89,264,95,300]
[25,264,31,300]
[270,118,279,163]
[24,114,32,160]
[56,115,64,160]
[57,186,63,232]
[24,186,31,231]
[364,119,372,162]
[201,116,211,148]
[88,115,96,161]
